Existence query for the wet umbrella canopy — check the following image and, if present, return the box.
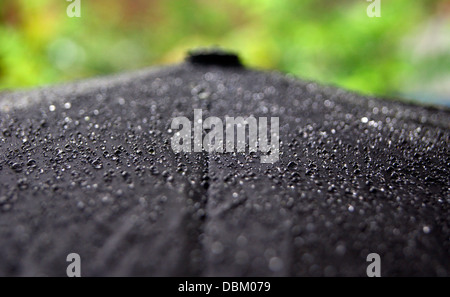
[0,51,448,276]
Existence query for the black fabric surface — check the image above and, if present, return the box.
[0,62,448,276]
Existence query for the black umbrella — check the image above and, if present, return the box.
[0,50,448,276]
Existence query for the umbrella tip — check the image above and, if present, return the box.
[186,48,243,68]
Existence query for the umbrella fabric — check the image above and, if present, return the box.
[0,60,448,276]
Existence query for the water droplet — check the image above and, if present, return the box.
[269,257,284,272]
[11,163,22,173]
[211,241,224,255]
[92,159,103,169]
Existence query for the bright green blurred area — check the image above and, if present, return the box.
[1,0,449,105]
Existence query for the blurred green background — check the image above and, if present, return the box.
[0,0,449,105]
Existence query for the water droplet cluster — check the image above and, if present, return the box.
[0,63,448,276]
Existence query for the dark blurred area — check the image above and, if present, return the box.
[0,0,449,105]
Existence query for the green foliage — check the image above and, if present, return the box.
[0,0,449,104]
